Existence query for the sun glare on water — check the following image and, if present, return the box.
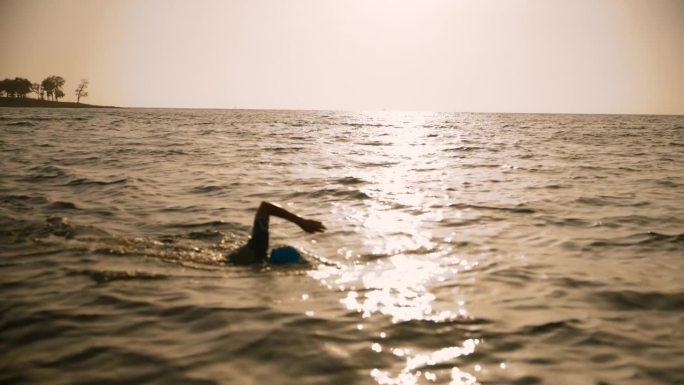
[309,111,486,384]
[311,251,481,385]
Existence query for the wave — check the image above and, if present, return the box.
[5,121,35,127]
[333,176,366,185]
[0,215,110,244]
[443,146,483,152]
[65,177,127,187]
[25,165,72,180]
[576,196,650,207]
[587,232,684,250]
[263,146,305,153]
[655,179,681,188]
[33,345,219,384]
[593,290,684,311]
[357,140,391,146]
[66,268,170,284]
[519,319,580,335]
[355,161,399,167]
[190,185,225,194]
[288,188,370,200]
[0,221,233,267]
[339,122,387,128]
[0,194,49,206]
[539,217,592,227]
[553,277,606,288]
[145,148,189,156]
[47,201,79,210]
[460,163,502,169]
[594,214,677,228]
[165,220,236,229]
[448,203,536,214]
[526,183,568,190]
[187,230,225,240]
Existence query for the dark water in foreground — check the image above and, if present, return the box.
[1,108,683,385]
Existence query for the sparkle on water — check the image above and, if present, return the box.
[309,112,489,385]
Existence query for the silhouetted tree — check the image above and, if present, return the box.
[74,79,89,103]
[51,76,65,101]
[41,77,55,101]
[1,78,17,97]
[14,77,32,98]
[31,83,42,99]
[0,78,10,97]
[0,77,32,98]
[41,75,65,101]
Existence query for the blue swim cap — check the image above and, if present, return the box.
[270,246,302,265]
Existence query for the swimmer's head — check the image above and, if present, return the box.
[269,246,302,265]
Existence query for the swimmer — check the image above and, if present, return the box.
[227,201,326,265]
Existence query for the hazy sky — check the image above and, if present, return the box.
[1,0,682,113]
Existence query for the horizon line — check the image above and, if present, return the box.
[108,104,684,117]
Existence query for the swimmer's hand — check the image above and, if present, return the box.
[298,218,326,233]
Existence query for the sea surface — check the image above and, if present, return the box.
[1,108,682,385]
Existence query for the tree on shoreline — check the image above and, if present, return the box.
[74,79,89,103]
[1,75,90,103]
[41,77,54,100]
[0,79,9,97]
[0,77,32,98]
[41,75,65,101]
[31,83,42,99]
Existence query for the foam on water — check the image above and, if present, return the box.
[1,108,683,385]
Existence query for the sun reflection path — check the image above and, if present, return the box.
[335,254,465,323]
[309,111,488,384]
[310,252,482,384]
[370,339,481,385]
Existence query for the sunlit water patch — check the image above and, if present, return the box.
[310,250,482,384]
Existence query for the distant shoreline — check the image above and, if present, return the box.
[0,97,117,108]
[1,98,679,115]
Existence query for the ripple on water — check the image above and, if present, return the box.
[1,110,683,385]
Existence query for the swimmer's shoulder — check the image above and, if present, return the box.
[227,245,259,265]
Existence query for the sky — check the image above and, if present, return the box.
[1,0,682,114]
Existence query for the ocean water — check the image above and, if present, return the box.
[0,108,682,385]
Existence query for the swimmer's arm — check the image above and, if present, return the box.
[257,201,326,233]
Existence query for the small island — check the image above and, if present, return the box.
[0,75,116,108]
